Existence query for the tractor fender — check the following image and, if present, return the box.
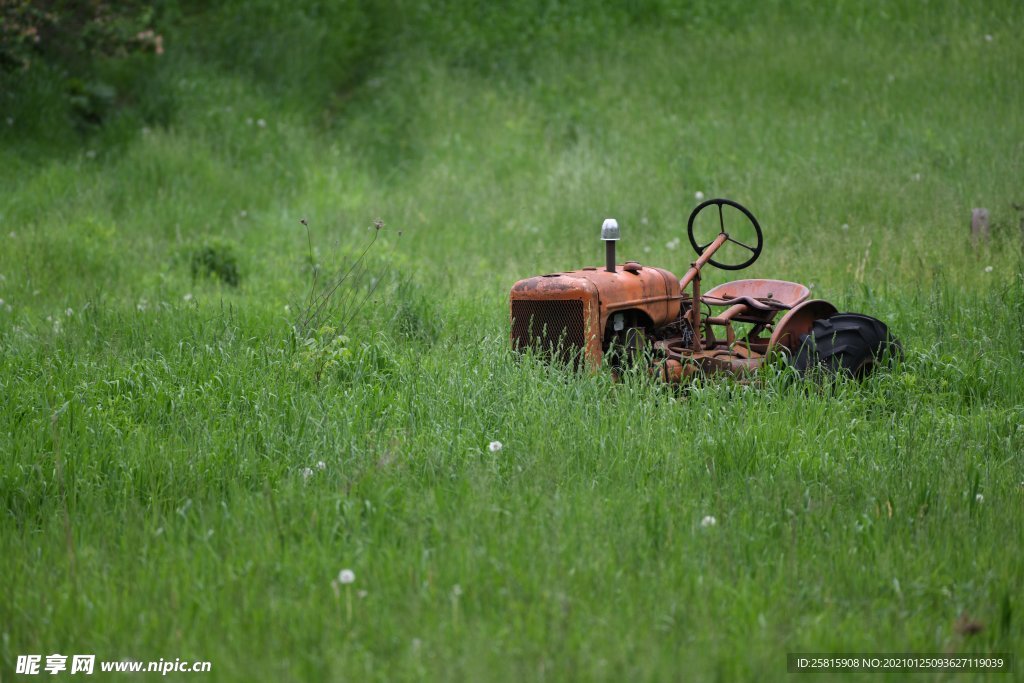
[767,299,838,354]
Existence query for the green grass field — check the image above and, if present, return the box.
[2,1,1023,680]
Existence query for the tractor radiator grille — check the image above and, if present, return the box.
[511,299,586,366]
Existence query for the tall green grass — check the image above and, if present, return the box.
[1,1,1022,680]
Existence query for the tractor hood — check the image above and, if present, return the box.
[510,262,681,331]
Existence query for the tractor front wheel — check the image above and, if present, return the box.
[793,313,901,378]
[608,326,650,373]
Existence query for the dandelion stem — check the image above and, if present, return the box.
[298,227,379,335]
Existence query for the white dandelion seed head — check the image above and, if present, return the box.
[316,460,326,470]
[183,293,193,301]
[301,467,314,480]
[984,266,993,273]
[841,223,849,230]
[65,307,73,317]
[257,118,267,128]
[451,584,463,597]
[339,569,356,585]
[984,34,993,42]
[239,210,248,218]
[694,191,705,201]
[488,441,503,453]
[975,493,984,504]
[700,515,717,528]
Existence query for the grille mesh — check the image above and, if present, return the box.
[511,299,586,366]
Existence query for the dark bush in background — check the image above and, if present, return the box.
[1,0,166,147]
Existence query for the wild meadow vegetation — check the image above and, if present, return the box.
[2,1,1022,680]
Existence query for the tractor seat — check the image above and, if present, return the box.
[701,279,810,311]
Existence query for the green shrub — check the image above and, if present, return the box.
[190,238,240,287]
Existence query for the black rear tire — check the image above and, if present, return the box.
[793,313,901,378]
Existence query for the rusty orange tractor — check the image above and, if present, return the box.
[509,198,899,380]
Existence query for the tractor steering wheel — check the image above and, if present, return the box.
[686,198,764,271]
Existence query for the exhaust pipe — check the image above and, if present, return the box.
[601,218,620,273]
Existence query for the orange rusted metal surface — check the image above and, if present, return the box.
[510,263,680,367]
[702,279,810,310]
[767,299,839,352]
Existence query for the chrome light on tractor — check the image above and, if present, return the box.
[601,218,620,273]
